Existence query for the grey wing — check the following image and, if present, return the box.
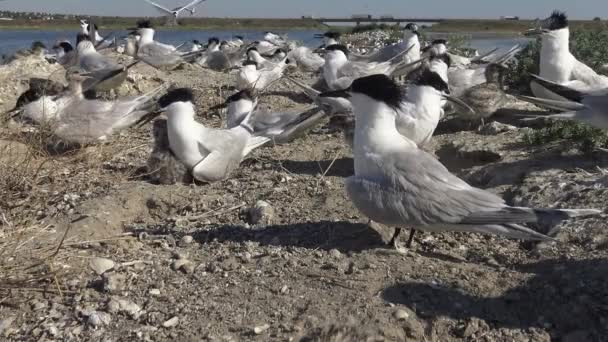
[79,53,117,72]
[138,44,182,67]
[346,148,512,227]
[338,61,375,79]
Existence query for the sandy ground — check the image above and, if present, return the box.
[0,52,607,342]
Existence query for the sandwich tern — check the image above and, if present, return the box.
[143,0,206,19]
[212,89,328,143]
[352,23,421,64]
[140,88,270,183]
[287,46,325,72]
[322,44,421,91]
[17,69,165,144]
[323,74,601,249]
[130,20,202,68]
[75,34,129,91]
[236,59,292,91]
[458,63,510,126]
[526,11,608,101]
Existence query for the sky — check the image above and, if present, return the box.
[1,0,606,20]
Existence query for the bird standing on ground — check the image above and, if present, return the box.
[321,74,601,250]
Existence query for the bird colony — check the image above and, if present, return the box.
[1,10,608,341]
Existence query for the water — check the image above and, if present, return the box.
[0,29,325,57]
[0,29,531,59]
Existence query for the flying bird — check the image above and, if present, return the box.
[143,0,206,19]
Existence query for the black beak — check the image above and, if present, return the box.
[208,102,228,111]
[319,89,351,99]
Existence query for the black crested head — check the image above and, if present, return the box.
[285,58,291,64]
[76,33,91,44]
[404,23,418,32]
[414,69,449,93]
[247,46,258,54]
[226,89,254,103]
[86,23,99,31]
[159,88,194,108]
[220,40,229,47]
[234,35,244,40]
[58,42,74,52]
[323,31,341,39]
[273,48,286,55]
[351,74,403,109]
[243,60,258,67]
[193,39,200,45]
[325,44,349,56]
[432,39,448,46]
[545,10,568,30]
[431,53,451,68]
[208,37,220,45]
[137,19,153,29]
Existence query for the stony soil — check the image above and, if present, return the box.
[0,52,607,342]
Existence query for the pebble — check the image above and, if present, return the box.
[89,258,115,275]
[253,324,270,335]
[107,297,142,319]
[172,259,193,273]
[103,272,126,293]
[179,235,194,246]
[479,121,517,136]
[394,309,410,321]
[88,311,112,327]
[246,200,275,225]
[0,316,15,335]
[148,288,161,296]
[329,249,342,259]
[162,316,179,328]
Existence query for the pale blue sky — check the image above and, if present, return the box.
[1,0,606,19]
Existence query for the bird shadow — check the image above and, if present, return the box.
[258,157,354,178]
[138,221,386,253]
[382,258,608,338]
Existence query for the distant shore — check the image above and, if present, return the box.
[0,17,604,33]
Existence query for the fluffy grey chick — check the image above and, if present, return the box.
[459,63,510,126]
[147,119,193,185]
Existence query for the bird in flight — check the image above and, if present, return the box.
[143,0,207,19]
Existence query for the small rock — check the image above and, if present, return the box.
[253,324,270,335]
[162,316,179,328]
[88,311,112,327]
[103,272,126,293]
[329,249,342,259]
[179,235,194,246]
[107,297,142,319]
[479,121,517,135]
[89,258,115,275]
[280,285,289,294]
[0,316,15,336]
[394,309,410,321]
[171,259,192,273]
[245,200,275,225]
[148,288,161,296]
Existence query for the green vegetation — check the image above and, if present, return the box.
[523,121,608,153]
[429,19,607,34]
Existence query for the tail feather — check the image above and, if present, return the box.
[515,94,586,112]
[471,47,499,63]
[243,136,270,156]
[285,76,320,100]
[530,75,585,102]
[533,208,602,236]
[390,58,425,77]
[493,44,523,66]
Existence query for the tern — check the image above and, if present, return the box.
[353,23,421,64]
[75,34,129,91]
[16,69,165,144]
[236,59,292,91]
[211,90,328,144]
[516,74,608,129]
[526,11,608,101]
[322,44,422,91]
[140,88,270,183]
[287,46,325,72]
[458,63,510,126]
[324,74,601,250]
[51,41,76,67]
[143,0,206,19]
[130,20,202,68]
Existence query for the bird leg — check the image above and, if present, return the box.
[388,228,402,247]
[406,229,417,248]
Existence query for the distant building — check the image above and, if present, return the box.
[352,14,373,20]
[380,15,394,20]
[500,16,520,20]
